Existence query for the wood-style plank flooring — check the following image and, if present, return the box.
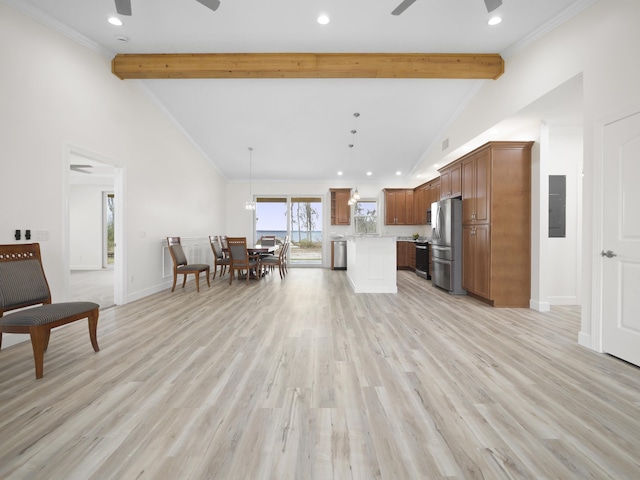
[1,269,639,479]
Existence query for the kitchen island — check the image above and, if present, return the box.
[346,235,397,293]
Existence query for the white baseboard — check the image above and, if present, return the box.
[549,296,579,305]
[578,331,594,350]
[529,299,551,312]
[70,265,103,271]
[1,333,29,348]
[126,280,173,304]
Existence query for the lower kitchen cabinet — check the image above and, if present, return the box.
[396,241,416,270]
[462,224,490,299]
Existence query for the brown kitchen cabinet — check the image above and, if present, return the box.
[396,241,416,270]
[430,179,441,207]
[413,177,441,224]
[459,141,533,307]
[439,161,462,199]
[330,188,351,225]
[384,189,414,225]
[461,149,491,225]
[413,183,429,224]
[462,224,491,299]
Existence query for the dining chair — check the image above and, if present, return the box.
[220,235,229,253]
[259,235,276,247]
[209,235,231,279]
[226,237,260,285]
[260,240,288,279]
[282,241,290,275]
[0,243,100,378]
[166,237,210,292]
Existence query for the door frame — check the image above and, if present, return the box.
[103,192,115,269]
[587,103,640,353]
[64,144,126,305]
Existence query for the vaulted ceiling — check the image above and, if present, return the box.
[7,0,590,183]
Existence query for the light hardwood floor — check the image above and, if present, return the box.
[70,269,115,308]
[1,270,639,479]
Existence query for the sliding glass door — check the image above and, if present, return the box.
[256,196,323,266]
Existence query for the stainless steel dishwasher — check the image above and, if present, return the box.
[332,240,347,270]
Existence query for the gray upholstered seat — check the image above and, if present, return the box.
[0,302,99,327]
[226,237,260,284]
[0,243,100,379]
[209,235,231,279]
[260,241,289,279]
[167,237,211,292]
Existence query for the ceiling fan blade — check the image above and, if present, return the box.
[70,164,94,174]
[391,0,417,16]
[195,0,221,12]
[483,0,502,13]
[115,0,132,16]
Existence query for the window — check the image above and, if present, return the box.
[255,196,323,266]
[354,200,378,234]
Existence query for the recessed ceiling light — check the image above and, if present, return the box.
[108,17,123,26]
[337,171,343,176]
[396,171,401,176]
[488,16,502,26]
[433,163,440,168]
[366,171,372,176]
[317,14,330,25]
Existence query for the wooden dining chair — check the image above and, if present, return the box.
[219,235,229,253]
[259,235,276,247]
[166,237,210,292]
[0,243,100,379]
[260,241,288,279]
[226,237,260,285]
[209,235,230,279]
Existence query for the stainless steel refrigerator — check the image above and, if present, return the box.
[431,198,466,295]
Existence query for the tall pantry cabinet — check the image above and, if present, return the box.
[459,141,533,307]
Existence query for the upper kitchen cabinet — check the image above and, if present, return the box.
[413,182,429,224]
[439,161,462,199]
[330,188,351,225]
[413,177,442,224]
[461,149,491,225]
[384,188,414,225]
[430,179,441,207]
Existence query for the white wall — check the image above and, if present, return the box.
[547,127,583,305]
[69,184,106,270]
[0,4,227,346]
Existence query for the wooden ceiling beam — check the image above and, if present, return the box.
[111,53,504,80]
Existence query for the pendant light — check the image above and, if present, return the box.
[245,147,256,210]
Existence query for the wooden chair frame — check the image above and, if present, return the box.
[209,235,231,279]
[226,237,260,285]
[0,243,99,379]
[167,237,211,292]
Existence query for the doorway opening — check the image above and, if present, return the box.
[66,146,124,307]
[104,192,115,268]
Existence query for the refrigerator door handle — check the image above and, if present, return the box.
[432,203,441,242]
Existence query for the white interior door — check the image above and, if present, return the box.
[602,111,640,367]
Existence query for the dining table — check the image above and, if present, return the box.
[222,244,277,279]
[247,244,276,256]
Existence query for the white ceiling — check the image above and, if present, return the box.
[8,0,590,184]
